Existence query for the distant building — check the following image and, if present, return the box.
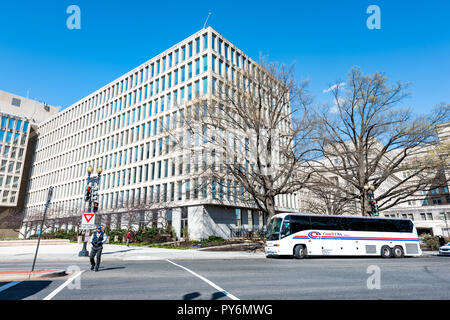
[0,90,59,237]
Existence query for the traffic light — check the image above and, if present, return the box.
[370,200,379,216]
[84,186,92,201]
[93,202,99,213]
[92,185,98,202]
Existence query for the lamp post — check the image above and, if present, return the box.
[78,165,103,257]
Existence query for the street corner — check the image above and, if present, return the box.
[0,269,68,282]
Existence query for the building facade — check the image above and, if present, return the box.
[21,27,298,240]
[0,90,59,237]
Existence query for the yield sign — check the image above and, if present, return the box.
[84,214,94,223]
[81,213,96,229]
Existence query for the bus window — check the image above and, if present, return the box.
[393,219,413,233]
[347,218,367,232]
[280,216,291,238]
[310,216,341,231]
[290,215,311,233]
[266,217,282,241]
[366,219,387,232]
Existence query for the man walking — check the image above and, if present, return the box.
[90,226,108,272]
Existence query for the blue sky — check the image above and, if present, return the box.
[0,0,449,115]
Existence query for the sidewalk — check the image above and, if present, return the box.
[0,243,266,264]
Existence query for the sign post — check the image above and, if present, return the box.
[31,186,53,273]
[78,165,102,257]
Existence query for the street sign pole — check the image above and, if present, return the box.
[31,186,53,273]
[79,171,92,257]
[79,167,102,256]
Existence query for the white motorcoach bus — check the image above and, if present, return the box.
[265,213,421,258]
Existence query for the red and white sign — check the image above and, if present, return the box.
[81,213,96,229]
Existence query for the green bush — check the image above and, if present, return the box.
[201,235,225,247]
[420,234,440,250]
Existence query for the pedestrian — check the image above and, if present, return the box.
[126,230,131,247]
[90,226,108,272]
[438,235,446,246]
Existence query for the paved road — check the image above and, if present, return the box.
[1,255,450,300]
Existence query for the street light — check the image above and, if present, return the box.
[79,165,102,257]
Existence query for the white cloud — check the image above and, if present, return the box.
[323,82,345,94]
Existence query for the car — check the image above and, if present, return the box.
[439,242,450,256]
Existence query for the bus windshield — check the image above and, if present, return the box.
[266,217,282,240]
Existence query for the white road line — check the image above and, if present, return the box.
[0,281,22,293]
[166,259,239,300]
[43,270,85,300]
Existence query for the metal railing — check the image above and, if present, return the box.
[230,226,266,238]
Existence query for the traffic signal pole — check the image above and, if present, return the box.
[31,186,53,272]
[78,177,92,257]
[78,166,102,257]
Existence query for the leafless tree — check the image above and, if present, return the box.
[308,67,450,216]
[168,58,316,223]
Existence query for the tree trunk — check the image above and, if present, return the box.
[265,195,277,224]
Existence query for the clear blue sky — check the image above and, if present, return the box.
[0,0,449,114]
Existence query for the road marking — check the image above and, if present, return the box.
[166,259,239,300]
[0,281,22,293]
[43,270,84,300]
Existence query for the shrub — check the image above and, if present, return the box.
[420,234,440,250]
[201,235,225,247]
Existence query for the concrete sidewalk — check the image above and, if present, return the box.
[0,243,266,263]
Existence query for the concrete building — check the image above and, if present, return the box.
[20,27,298,240]
[0,90,59,237]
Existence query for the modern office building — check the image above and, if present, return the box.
[21,27,298,240]
[0,90,59,237]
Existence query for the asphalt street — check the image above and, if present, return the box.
[1,255,450,300]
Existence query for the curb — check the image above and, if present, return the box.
[0,269,67,281]
[0,240,71,247]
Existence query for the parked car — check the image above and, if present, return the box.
[439,243,450,256]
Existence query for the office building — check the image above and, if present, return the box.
[0,90,59,237]
[21,27,298,240]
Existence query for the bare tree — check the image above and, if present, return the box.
[169,58,316,223]
[309,67,450,216]
[301,177,359,215]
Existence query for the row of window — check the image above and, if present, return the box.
[1,189,17,204]
[0,116,29,133]
[385,212,450,221]
[0,144,26,159]
[0,160,23,175]
[35,77,210,164]
[40,29,249,134]
[0,173,21,190]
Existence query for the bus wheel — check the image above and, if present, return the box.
[380,245,393,258]
[294,245,307,259]
[392,246,404,258]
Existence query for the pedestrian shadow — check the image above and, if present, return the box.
[183,292,201,300]
[0,281,51,300]
[102,249,139,255]
[96,267,126,272]
[211,291,227,300]
[182,291,228,300]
